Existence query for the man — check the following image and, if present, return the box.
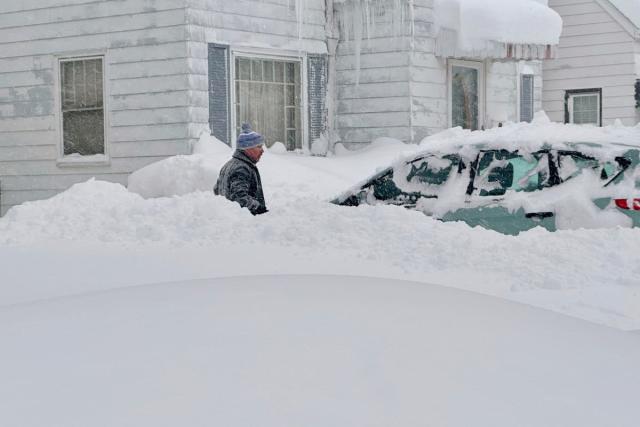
[214,123,268,215]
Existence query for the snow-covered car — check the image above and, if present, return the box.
[333,140,640,235]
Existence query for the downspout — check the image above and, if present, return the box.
[325,0,339,151]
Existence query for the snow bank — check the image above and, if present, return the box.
[127,133,230,198]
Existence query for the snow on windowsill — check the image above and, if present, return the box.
[57,154,110,167]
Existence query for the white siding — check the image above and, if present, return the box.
[336,0,434,147]
[486,60,543,127]
[185,0,328,144]
[0,0,192,215]
[544,0,639,126]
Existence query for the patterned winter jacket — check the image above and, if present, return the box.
[214,149,267,215]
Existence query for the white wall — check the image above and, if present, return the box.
[0,0,192,215]
[335,0,434,147]
[544,0,639,126]
[486,60,543,128]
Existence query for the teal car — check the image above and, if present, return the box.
[332,142,640,235]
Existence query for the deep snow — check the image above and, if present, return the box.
[1,118,639,330]
[2,275,640,427]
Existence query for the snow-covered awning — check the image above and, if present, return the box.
[433,0,563,60]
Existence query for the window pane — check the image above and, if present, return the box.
[451,65,479,130]
[251,59,263,81]
[520,74,534,123]
[238,58,251,80]
[274,62,284,82]
[572,94,599,125]
[407,155,460,186]
[234,58,300,150]
[263,60,274,82]
[286,62,296,83]
[557,153,599,182]
[475,151,515,196]
[60,57,105,156]
[63,110,104,155]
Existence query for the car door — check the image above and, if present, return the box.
[441,149,557,235]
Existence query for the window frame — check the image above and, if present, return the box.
[54,52,110,166]
[447,59,485,130]
[229,48,308,151]
[564,88,602,127]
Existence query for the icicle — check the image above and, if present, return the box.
[335,0,413,86]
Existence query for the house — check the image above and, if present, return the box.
[544,0,640,126]
[0,0,561,215]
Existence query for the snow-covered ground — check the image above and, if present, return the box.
[1,118,640,424]
[1,118,639,330]
[2,275,640,427]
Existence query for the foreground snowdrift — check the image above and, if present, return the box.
[2,276,639,427]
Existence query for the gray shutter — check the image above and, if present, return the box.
[520,74,534,123]
[307,54,328,143]
[208,44,231,145]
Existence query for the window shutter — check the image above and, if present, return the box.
[520,74,534,123]
[208,44,230,145]
[307,54,328,144]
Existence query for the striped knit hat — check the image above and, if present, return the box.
[237,123,264,150]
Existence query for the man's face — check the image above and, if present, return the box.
[244,145,264,163]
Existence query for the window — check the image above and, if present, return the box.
[565,89,601,126]
[449,60,484,131]
[472,150,552,196]
[520,74,534,123]
[59,56,106,157]
[234,56,302,150]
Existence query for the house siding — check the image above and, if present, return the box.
[544,0,639,126]
[486,60,543,127]
[0,0,192,216]
[184,0,328,147]
[336,0,433,147]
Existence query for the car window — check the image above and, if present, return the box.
[473,150,550,196]
[406,154,460,187]
[556,152,599,182]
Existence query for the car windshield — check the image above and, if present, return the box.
[405,154,461,187]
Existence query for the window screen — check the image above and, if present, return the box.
[234,57,302,150]
[566,90,601,126]
[520,74,534,123]
[60,57,105,156]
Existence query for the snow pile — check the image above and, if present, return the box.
[434,0,562,51]
[1,122,640,330]
[127,133,230,198]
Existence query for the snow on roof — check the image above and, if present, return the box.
[608,0,640,29]
[434,0,563,59]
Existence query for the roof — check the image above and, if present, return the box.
[608,0,640,29]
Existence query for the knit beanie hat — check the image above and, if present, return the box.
[237,123,264,150]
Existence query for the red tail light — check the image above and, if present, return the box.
[614,199,640,211]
